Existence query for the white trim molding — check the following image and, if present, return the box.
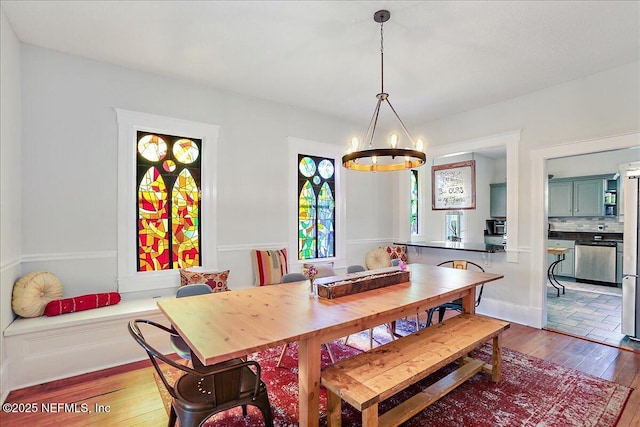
[114,109,219,295]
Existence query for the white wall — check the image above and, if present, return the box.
[415,61,640,327]
[548,148,639,179]
[0,8,23,400]
[17,45,398,296]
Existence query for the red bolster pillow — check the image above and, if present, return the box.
[44,292,121,316]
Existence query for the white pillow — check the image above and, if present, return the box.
[12,271,63,318]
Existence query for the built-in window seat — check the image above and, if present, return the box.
[4,297,173,392]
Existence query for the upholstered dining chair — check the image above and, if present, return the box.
[391,258,401,267]
[347,264,366,274]
[277,272,335,367]
[425,260,486,327]
[343,264,397,349]
[170,284,212,364]
[128,319,274,427]
[280,272,306,283]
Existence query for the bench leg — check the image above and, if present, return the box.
[491,334,502,382]
[326,390,342,427]
[362,403,379,427]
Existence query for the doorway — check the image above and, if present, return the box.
[542,143,640,351]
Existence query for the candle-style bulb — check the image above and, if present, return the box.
[390,134,398,148]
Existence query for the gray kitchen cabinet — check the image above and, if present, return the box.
[490,183,507,218]
[573,178,604,216]
[548,177,605,217]
[549,181,573,217]
[547,239,575,277]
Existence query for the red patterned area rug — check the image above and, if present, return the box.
[155,319,632,427]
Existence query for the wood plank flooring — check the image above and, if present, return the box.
[1,323,639,426]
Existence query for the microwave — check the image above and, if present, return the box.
[486,219,506,235]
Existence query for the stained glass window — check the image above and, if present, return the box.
[410,170,419,235]
[298,154,335,260]
[137,132,201,271]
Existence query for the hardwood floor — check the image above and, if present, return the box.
[1,323,639,426]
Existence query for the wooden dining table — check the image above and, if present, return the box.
[157,263,504,427]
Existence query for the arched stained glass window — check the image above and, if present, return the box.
[317,182,335,257]
[137,131,202,272]
[138,167,169,271]
[299,180,317,259]
[172,169,199,269]
[298,154,335,260]
[410,170,419,235]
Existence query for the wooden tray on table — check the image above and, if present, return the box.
[314,267,410,299]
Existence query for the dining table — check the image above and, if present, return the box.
[157,262,504,427]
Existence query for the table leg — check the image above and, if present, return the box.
[298,335,321,427]
[461,287,476,314]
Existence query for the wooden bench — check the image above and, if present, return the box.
[321,313,511,427]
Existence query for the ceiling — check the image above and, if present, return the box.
[2,1,639,127]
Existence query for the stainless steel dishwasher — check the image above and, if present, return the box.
[575,240,617,286]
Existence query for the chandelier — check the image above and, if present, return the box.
[342,10,426,172]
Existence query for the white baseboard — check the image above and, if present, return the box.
[476,297,536,328]
[1,358,9,403]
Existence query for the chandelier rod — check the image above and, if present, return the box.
[380,19,384,94]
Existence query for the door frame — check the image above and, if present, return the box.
[529,131,640,328]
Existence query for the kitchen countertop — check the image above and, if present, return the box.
[396,241,505,253]
[548,231,623,242]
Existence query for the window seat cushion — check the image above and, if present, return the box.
[5,297,160,337]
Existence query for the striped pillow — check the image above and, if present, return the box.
[251,248,289,286]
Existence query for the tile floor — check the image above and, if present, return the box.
[546,279,640,351]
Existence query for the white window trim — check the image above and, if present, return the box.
[288,137,346,269]
[115,108,219,295]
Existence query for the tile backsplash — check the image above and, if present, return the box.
[549,217,623,233]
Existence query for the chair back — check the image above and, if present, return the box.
[347,265,366,273]
[177,283,213,298]
[129,319,273,426]
[281,272,307,283]
[171,284,213,361]
[129,319,262,401]
[129,319,201,400]
[390,259,401,267]
[437,260,486,306]
[314,265,336,278]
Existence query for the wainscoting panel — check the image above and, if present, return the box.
[4,301,169,391]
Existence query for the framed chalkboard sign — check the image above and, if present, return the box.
[432,160,476,210]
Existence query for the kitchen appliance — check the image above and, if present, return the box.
[575,240,617,286]
[486,219,506,235]
[622,167,640,340]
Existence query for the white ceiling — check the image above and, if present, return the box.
[2,1,639,127]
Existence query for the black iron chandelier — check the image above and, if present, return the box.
[342,10,426,172]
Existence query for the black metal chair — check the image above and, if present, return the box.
[128,319,274,427]
[426,260,486,327]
